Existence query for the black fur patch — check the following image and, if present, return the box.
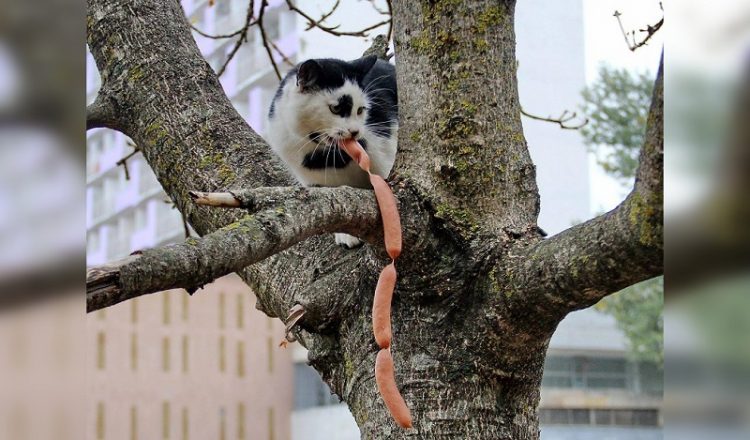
[333,95,353,117]
[302,146,353,169]
[361,60,398,138]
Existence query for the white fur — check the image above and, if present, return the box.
[266,78,397,188]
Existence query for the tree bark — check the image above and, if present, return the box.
[86,0,664,438]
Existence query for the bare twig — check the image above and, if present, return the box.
[190,24,244,40]
[304,0,341,31]
[258,0,282,80]
[520,107,588,130]
[613,7,664,52]
[115,143,140,180]
[286,0,390,38]
[216,1,257,77]
[268,38,295,67]
[189,191,241,207]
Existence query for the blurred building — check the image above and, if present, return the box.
[86,1,661,439]
[86,1,298,439]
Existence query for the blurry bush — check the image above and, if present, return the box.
[666,1,750,438]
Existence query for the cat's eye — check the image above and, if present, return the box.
[357,106,365,116]
[329,104,339,114]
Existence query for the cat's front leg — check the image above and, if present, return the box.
[335,233,363,249]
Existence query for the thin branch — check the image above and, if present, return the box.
[286,0,390,38]
[216,0,257,77]
[268,38,295,67]
[385,0,394,42]
[520,107,588,130]
[613,8,664,52]
[86,95,118,131]
[86,186,380,312]
[303,0,341,31]
[115,143,140,180]
[190,24,244,40]
[505,54,664,319]
[258,0,282,80]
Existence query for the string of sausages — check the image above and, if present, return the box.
[338,138,413,429]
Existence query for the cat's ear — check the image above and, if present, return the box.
[351,55,377,78]
[297,60,322,92]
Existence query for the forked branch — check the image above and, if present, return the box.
[506,54,664,318]
[86,186,380,312]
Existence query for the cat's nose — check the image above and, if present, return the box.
[348,129,359,138]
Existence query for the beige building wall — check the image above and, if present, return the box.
[87,274,293,440]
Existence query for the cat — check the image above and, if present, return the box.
[266,55,398,248]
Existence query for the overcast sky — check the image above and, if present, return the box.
[582,0,664,213]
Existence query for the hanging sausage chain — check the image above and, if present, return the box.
[338,138,413,429]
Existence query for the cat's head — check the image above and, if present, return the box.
[291,56,378,143]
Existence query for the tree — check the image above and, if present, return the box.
[581,66,664,367]
[581,65,654,182]
[85,1,663,438]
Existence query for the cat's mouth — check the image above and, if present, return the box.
[309,132,358,147]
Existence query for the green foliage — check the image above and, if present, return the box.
[580,65,654,182]
[583,65,663,367]
[595,277,663,366]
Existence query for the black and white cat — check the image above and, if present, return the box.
[266,55,398,248]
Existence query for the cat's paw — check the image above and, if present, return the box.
[335,233,363,249]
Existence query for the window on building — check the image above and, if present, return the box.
[219,407,226,440]
[215,0,230,17]
[130,406,137,440]
[163,291,171,325]
[87,230,100,255]
[542,355,631,390]
[97,332,106,370]
[162,337,171,372]
[219,336,226,373]
[134,206,147,231]
[541,408,659,427]
[237,341,245,378]
[278,11,296,36]
[96,402,105,439]
[162,401,170,440]
[131,333,138,371]
[293,363,340,410]
[266,12,280,40]
[131,298,138,323]
[182,293,189,322]
[237,294,244,329]
[237,403,245,440]
[91,184,104,221]
[182,335,189,373]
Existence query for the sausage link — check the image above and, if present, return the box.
[375,349,413,429]
[373,263,396,349]
[370,174,402,259]
[338,138,371,172]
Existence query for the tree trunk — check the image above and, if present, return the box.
[86,0,663,438]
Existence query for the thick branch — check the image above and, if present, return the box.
[86,94,118,130]
[506,54,663,318]
[86,186,379,312]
